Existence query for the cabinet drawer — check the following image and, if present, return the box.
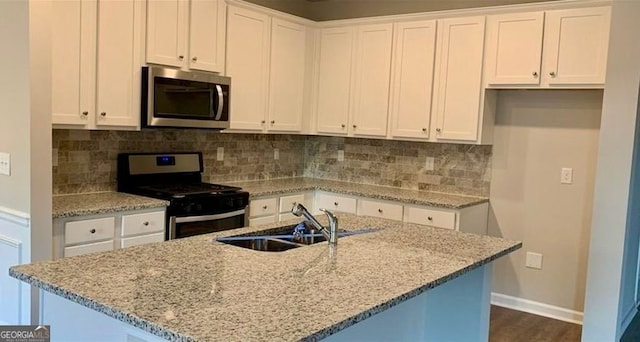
[249,215,277,226]
[315,193,356,214]
[65,217,115,245]
[404,206,456,230]
[279,194,306,213]
[121,232,164,248]
[121,211,165,237]
[279,212,297,222]
[358,200,403,221]
[249,198,277,217]
[64,240,114,257]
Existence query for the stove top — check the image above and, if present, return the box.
[137,183,242,198]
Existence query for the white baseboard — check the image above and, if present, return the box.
[491,292,584,325]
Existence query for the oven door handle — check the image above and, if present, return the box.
[174,209,246,224]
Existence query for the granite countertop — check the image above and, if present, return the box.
[226,177,488,209]
[53,192,169,219]
[10,214,521,342]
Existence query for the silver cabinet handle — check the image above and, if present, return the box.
[191,57,198,62]
[90,229,96,234]
[549,71,556,77]
[178,55,184,60]
[214,85,224,120]
[532,71,538,77]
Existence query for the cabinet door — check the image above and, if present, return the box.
[226,6,270,131]
[51,0,94,126]
[315,27,354,135]
[189,0,226,72]
[485,12,544,85]
[268,18,306,132]
[95,0,144,127]
[432,17,485,142]
[542,7,610,86]
[350,23,393,137]
[146,0,187,68]
[389,20,436,139]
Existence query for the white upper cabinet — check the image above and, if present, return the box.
[432,16,486,142]
[51,0,144,129]
[268,18,306,132]
[485,7,610,88]
[350,23,393,137]
[315,27,355,135]
[146,0,225,73]
[388,20,437,140]
[485,12,544,86]
[542,7,610,86]
[226,5,271,131]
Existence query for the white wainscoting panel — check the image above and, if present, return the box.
[0,206,30,325]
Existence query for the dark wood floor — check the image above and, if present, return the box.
[490,306,582,342]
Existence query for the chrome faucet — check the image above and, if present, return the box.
[291,203,338,246]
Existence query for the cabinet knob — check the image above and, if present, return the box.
[352,125,357,129]
[378,208,383,213]
[271,120,275,124]
[263,205,268,210]
[427,216,433,221]
[532,71,538,77]
[334,202,339,206]
[549,71,556,77]
[178,55,184,60]
[291,202,297,207]
[341,124,346,128]
[90,229,96,234]
[436,128,441,133]
[100,112,106,117]
[422,128,427,132]
[143,221,149,226]
[261,120,266,124]
[191,57,198,62]
[81,111,88,116]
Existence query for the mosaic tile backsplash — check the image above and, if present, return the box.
[53,130,492,197]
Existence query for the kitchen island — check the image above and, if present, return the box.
[10,213,520,341]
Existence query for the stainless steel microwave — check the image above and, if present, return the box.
[142,66,230,129]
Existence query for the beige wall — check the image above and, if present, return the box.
[489,90,602,313]
[0,0,31,214]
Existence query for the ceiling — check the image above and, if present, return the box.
[242,0,560,21]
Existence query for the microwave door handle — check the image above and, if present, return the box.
[214,84,224,120]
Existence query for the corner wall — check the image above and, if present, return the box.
[489,90,602,318]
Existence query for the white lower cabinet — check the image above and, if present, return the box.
[315,192,357,214]
[54,208,166,259]
[404,202,489,234]
[248,197,278,226]
[249,192,313,226]
[357,199,403,221]
[404,206,456,230]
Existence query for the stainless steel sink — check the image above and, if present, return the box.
[216,223,378,252]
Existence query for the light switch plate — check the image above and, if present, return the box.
[0,152,10,176]
[525,252,543,269]
[337,150,344,162]
[561,167,573,184]
[274,148,279,160]
[216,147,224,161]
[425,157,435,171]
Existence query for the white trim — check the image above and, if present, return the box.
[0,206,30,227]
[620,303,638,334]
[0,234,23,324]
[491,292,584,325]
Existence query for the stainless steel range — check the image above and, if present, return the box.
[117,152,249,240]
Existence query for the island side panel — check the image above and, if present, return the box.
[323,264,492,342]
[39,289,166,342]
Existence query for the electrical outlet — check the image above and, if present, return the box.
[216,147,224,161]
[337,150,344,162]
[52,148,59,167]
[561,168,573,184]
[274,148,279,160]
[425,157,435,171]
[525,252,543,270]
[0,152,10,176]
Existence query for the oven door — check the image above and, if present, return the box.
[168,209,247,240]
